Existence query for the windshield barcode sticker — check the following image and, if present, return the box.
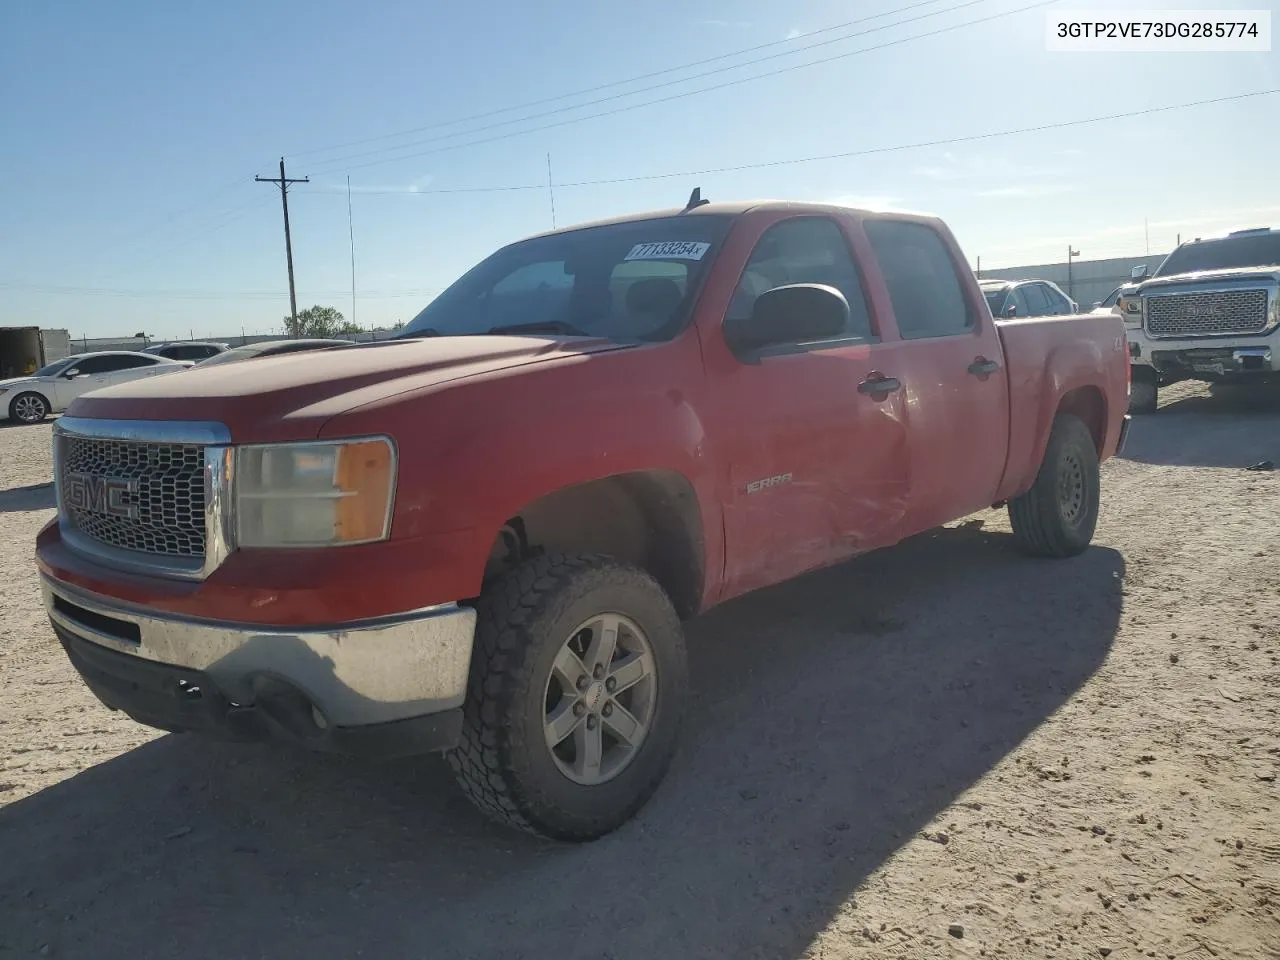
[624,241,711,261]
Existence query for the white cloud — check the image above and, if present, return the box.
[914,151,1068,183]
[785,27,804,39]
[319,174,435,195]
[826,194,918,213]
[978,184,1073,199]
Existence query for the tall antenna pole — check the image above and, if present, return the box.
[546,153,557,229]
[347,174,357,327]
[256,157,309,334]
[1145,218,1150,255]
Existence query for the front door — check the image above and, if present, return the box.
[861,218,1010,534]
[703,214,912,601]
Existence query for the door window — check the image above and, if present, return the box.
[1021,284,1052,315]
[864,220,972,339]
[1040,284,1073,314]
[1010,287,1033,317]
[69,356,122,375]
[728,217,875,340]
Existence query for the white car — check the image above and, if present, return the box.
[0,351,190,424]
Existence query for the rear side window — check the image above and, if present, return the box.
[864,220,972,339]
[727,217,874,340]
[166,345,217,360]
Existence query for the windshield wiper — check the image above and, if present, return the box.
[486,321,591,337]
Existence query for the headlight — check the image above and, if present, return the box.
[234,437,396,548]
[1118,296,1143,326]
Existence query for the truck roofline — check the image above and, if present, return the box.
[520,199,948,243]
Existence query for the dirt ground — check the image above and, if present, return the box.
[1,381,1278,960]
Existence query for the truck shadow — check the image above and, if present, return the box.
[1120,384,1280,468]
[0,482,55,513]
[0,525,1123,960]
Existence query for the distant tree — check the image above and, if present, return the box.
[286,306,345,338]
[334,320,364,336]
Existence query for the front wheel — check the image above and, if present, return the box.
[1008,413,1100,558]
[9,392,50,424]
[1128,367,1158,415]
[448,553,688,841]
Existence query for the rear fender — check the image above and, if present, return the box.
[999,337,1109,500]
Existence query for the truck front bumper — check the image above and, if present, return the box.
[43,576,477,758]
[1128,332,1280,380]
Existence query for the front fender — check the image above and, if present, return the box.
[322,337,722,605]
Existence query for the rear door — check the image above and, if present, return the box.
[706,214,912,598]
[861,218,1010,534]
[98,354,165,387]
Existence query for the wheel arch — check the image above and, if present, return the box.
[8,388,53,421]
[480,469,707,620]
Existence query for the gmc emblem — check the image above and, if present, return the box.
[64,472,139,520]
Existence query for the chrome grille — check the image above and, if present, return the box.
[60,436,206,557]
[1146,288,1270,337]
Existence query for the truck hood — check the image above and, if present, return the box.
[67,335,633,442]
[1141,266,1280,291]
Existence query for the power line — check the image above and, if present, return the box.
[1,282,438,301]
[96,195,272,282]
[287,0,967,162]
[306,0,1001,174]
[294,90,1278,198]
[311,0,1060,175]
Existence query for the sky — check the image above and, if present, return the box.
[1,0,1276,340]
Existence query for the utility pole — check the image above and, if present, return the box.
[1067,246,1081,300]
[347,175,357,328]
[546,153,557,229]
[256,158,309,333]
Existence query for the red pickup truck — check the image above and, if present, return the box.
[36,197,1130,841]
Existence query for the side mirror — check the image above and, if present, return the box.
[62,369,79,379]
[1003,302,1018,317]
[1070,300,1079,313]
[1092,301,1103,310]
[1130,264,1149,280]
[727,283,849,352]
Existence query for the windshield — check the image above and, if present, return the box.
[983,289,1008,313]
[1155,233,1280,276]
[1100,286,1121,307]
[402,215,732,341]
[33,357,75,377]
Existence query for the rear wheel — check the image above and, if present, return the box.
[1128,367,1158,414]
[9,392,49,424]
[448,553,688,841]
[1008,413,1100,558]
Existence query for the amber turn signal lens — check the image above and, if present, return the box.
[334,439,395,543]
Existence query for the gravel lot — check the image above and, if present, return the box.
[2,382,1278,960]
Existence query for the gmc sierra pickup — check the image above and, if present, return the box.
[1123,226,1280,413]
[36,197,1131,840]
